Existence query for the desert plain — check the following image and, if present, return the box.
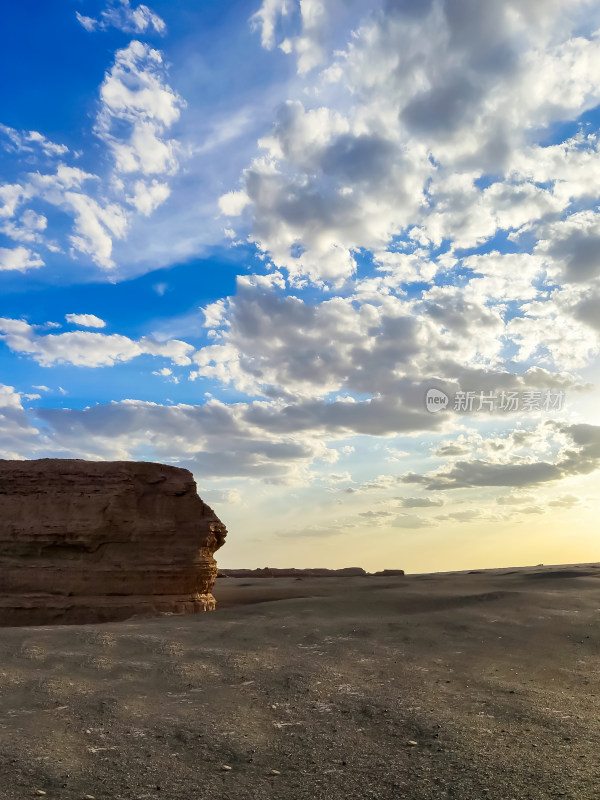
[0,564,599,800]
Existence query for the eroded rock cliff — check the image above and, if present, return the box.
[0,459,227,626]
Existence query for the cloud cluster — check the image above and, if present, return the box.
[0,318,192,368]
[0,124,69,157]
[77,1,166,36]
[96,41,184,177]
[403,422,600,490]
[0,40,182,270]
[191,270,588,420]
[222,0,600,298]
[1,0,599,536]
[0,385,43,459]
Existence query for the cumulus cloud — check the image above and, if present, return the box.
[96,41,184,177]
[0,318,193,368]
[0,123,69,157]
[536,211,600,284]
[0,184,25,219]
[127,179,171,215]
[65,191,128,268]
[65,314,106,328]
[77,1,166,36]
[29,398,336,484]
[1,209,48,244]
[0,246,44,272]
[186,270,587,444]
[548,493,581,508]
[496,493,536,506]
[1,0,599,519]
[0,41,182,270]
[224,0,600,291]
[251,0,361,74]
[398,497,444,508]
[402,423,600,490]
[250,0,290,50]
[392,513,436,529]
[0,384,43,459]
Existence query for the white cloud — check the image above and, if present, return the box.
[250,0,290,50]
[30,398,334,484]
[96,41,184,177]
[65,313,107,329]
[403,422,600,491]
[0,384,43,459]
[128,179,170,215]
[251,0,360,75]
[0,183,25,219]
[65,191,128,269]
[0,123,69,157]
[202,299,228,329]
[1,209,48,244]
[224,0,600,288]
[0,246,44,272]
[0,42,183,270]
[127,3,166,35]
[218,190,250,216]
[77,1,166,36]
[536,210,600,284]
[75,12,98,32]
[0,164,130,270]
[0,318,193,368]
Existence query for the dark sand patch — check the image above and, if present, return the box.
[525,569,599,580]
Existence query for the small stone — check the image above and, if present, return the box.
[221,765,232,771]
[407,740,418,746]
[35,793,47,797]
[270,769,281,775]
[84,795,96,799]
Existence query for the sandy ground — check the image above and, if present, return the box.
[1,564,599,800]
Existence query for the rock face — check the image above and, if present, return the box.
[0,459,227,626]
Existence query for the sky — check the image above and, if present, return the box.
[1,0,599,573]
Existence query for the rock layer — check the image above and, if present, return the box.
[0,459,227,626]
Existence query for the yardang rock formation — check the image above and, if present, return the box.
[0,459,227,626]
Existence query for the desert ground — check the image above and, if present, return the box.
[1,564,599,800]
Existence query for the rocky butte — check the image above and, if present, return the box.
[0,459,227,626]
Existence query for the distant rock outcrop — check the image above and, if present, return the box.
[372,569,405,577]
[218,567,367,578]
[0,459,227,626]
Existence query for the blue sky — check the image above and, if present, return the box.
[1,0,599,571]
